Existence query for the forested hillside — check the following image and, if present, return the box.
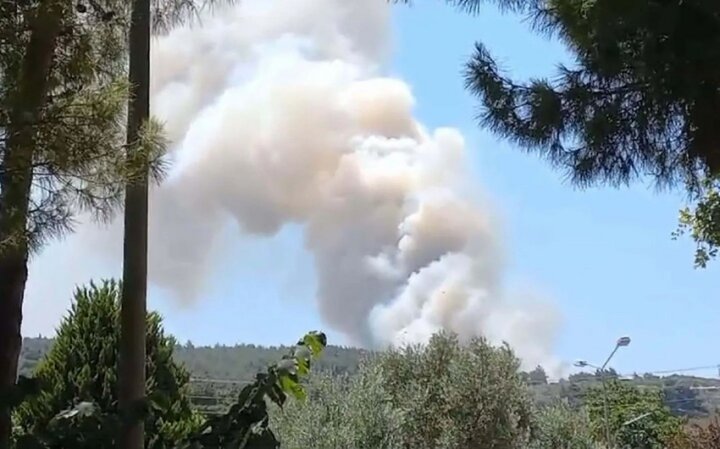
[19,337,368,379]
[20,337,720,419]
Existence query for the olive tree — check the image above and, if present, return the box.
[529,401,602,449]
[274,332,534,449]
[378,332,533,449]
[272,365,403,449]
[585,380,683,449]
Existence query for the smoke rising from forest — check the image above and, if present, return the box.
[26,0,561,373]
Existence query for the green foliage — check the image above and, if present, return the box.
[585,380,683,449]
[274,332,534,449]
[178,331,327,449]
[378,332,533,449]
[663,385,707,418]
[11,325,327,449]
[668,416,720,449]
[13,280,201,449]
[271,365,404,449]
[464,0,720,189]
[455,0,720,266]
[530,401,601,449]
[675,178,720,267]
[0,0,186,254]
[0,0,133,252]
[526,366,549,385]
[20,339,720,420]
[149,0,238,33]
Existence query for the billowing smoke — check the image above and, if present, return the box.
[26,0,561,372]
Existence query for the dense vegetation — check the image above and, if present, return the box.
[10,281,328,449]
[15,281,201,449]
[270,333,712,449]
[19,336,720,421]
[272,333,534,449]
[11,283,718,449]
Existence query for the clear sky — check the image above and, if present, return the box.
[26,2,720,379]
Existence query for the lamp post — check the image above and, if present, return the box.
[621,411,652,427]
[574,336,631,449]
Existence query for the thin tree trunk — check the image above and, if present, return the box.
[0,3,63,447]
[118,0,150,446]
[691,84,720,178]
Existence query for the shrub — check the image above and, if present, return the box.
[529,401,602,449]
[274,331,534,449]
[14,280,201,449]
[272,363,403,448]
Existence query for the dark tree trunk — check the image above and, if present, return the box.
[0,3,62,447]
[118,0,150,447]
[690,83,720,178]
[0,256,26,449]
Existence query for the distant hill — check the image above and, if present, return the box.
[19,337,720,418]
[19,337,368,380]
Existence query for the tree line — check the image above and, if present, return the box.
[19,336,720,421]
[13,282,720,449]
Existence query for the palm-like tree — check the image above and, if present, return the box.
[119,1,151,448]
[0,1,230,447]
[118,1,234,448]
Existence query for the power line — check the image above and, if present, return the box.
[189,395,234,401]
[569,364,720,379]
[623,364,720,377]
[189,377,252,385]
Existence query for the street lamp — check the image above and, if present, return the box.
[575,336,631,449]
[621,411,652,427]
[573,360,600,370]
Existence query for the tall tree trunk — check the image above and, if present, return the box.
[118,0,150,446]
[690,83,720,178]
[0,3,63,447]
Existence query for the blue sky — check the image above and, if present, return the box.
[147,2,720,378]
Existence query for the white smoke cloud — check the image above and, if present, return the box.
[25,0,562,372]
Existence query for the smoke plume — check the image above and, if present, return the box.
[26,0,561,372]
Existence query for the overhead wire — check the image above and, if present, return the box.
[620,364,720,377]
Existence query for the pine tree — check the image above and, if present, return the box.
[14,280,201,449]
[413,0,720,266]
[0,2,139,444]
[0,1,195,444]
[464,0,720,187]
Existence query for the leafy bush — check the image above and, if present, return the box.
[14,280,201,449]
[529,402,602,449]
[8,289,327,449]
[274,331,534,449]
[379,332,533,449]
[585,380,683,449]
[272,363,403,448]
